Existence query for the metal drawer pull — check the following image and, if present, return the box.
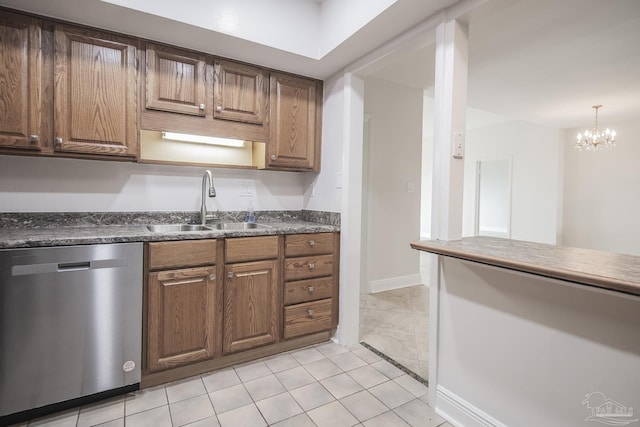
[209,274,216,280]
[199,103,206,110]
[309,239,315,246]
[55,136,63,146]
[29,135,39,143]
[308,286,314,292]
[227,272,234,278]
[308,263,315,269]
[216,105,222,112]
[307,309,314,317]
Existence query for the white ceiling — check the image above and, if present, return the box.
[0,0,457,79]
[364,0,640,129]
[2,0,637,129]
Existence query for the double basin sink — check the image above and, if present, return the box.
[146,223,271,233]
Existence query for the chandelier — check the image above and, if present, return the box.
[575,105,616,151]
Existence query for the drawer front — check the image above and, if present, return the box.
[284,254,333,281]
[284,277,333,305]
[225,235,279,263]
[284,299,332,339]
[285,233,334,257]
[148,240,217,269]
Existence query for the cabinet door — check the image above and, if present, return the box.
[147,266,216,371]
[268,72,320,170]
[54,25,137,157]
[214,60,267,124]
[223,260,279,354]
[145,43,207,116]
[0,12,42,150]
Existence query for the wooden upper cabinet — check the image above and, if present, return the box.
[268,72,321,171]
[0,12,42,151]
[214,60,267,125]
[53,25,137,157]
[145,43,207,116]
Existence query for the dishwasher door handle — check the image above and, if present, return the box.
[57,262,91,271]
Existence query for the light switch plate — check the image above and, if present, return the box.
[453,130,465,159]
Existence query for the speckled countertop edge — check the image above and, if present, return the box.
[0,220,339,249]
[411,237,640,297]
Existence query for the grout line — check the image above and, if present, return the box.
[360,342,429,387]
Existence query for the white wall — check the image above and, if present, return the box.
[0,155,305,212]
[562,119,640,256]
[463,117,565,244]
[303,73,344,214]
[364,77,423,291]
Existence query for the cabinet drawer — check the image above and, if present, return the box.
[148,240,217,269]
[225,236,279,263]
[285,233,334,257]
[284,299,332,339]
[284,277,333,305]
[284,254,333,281]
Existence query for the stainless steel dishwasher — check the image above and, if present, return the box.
[0,242,143,422]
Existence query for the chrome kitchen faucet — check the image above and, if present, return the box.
[200,170,217,225]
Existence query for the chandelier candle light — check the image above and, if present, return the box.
[575,105,616,151]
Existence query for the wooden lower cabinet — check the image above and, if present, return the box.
[147,266,217,371]
[223,260,279,354]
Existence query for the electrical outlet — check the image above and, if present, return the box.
[240,181,255,197]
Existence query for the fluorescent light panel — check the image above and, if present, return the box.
[161,132,246,147]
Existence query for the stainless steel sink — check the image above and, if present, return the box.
[212,222,272,230]
[146,224,214,232]
[146,223,272,233]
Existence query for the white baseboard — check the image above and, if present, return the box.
[369,274,423,293]
[436,386,507,427]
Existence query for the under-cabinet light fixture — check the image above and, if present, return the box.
[161,132,246,148]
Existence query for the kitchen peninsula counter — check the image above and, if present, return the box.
[411,236,640,426]
[411,236,640,296]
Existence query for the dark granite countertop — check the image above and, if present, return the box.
[0,211,340,249]
[411,236,640,297]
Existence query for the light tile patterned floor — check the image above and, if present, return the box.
[13,342,451,427]
[360,285,429,379]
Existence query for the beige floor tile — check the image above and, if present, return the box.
[183,415,221,426]
[315,342,350,357]
[165,377,207,404]
[320,373,363,400]
[94,419,124,427]
[394,375,428,398]
[270,413,316,427]
[77,396,124,427]
[125,385,168,416]
[126,405,171,427]
[394,357,421,375]
[264,354,300,373]
[201,369,241,393]
[329,352,368,372]
[363,411,411,427]
[169,394,215,427]
[307,401,359,427]
[361,330,419,361]
[365,290,413,313]
[290,347,326,365]
[304,358,343,380]
[368,380,416,409]
[339,390,388,422]
[289,382,335,411]
[234,362,271,383]
[243,374,287,401]
[360,310,415,336]
[255,392,303,425]
[393,399,444,427]
[351,347,382,364]
[209,384,252,414]
[370,359,404,379]
[275,366,317,390]
[347,365,390,389]
[217,403,266,427]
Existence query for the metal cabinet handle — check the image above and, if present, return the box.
[308,286,314,292]
[29,135,39,143]
[216,105,222,112]
[308,263,315,269]
[199,103,206,110]
[308,239,315,246]
[55,136,63,146]
[307,309,314,317]
[209,274,216,280]
[227,272,234,279]
[270,155,277,160]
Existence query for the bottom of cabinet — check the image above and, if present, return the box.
[283,298,332,339]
